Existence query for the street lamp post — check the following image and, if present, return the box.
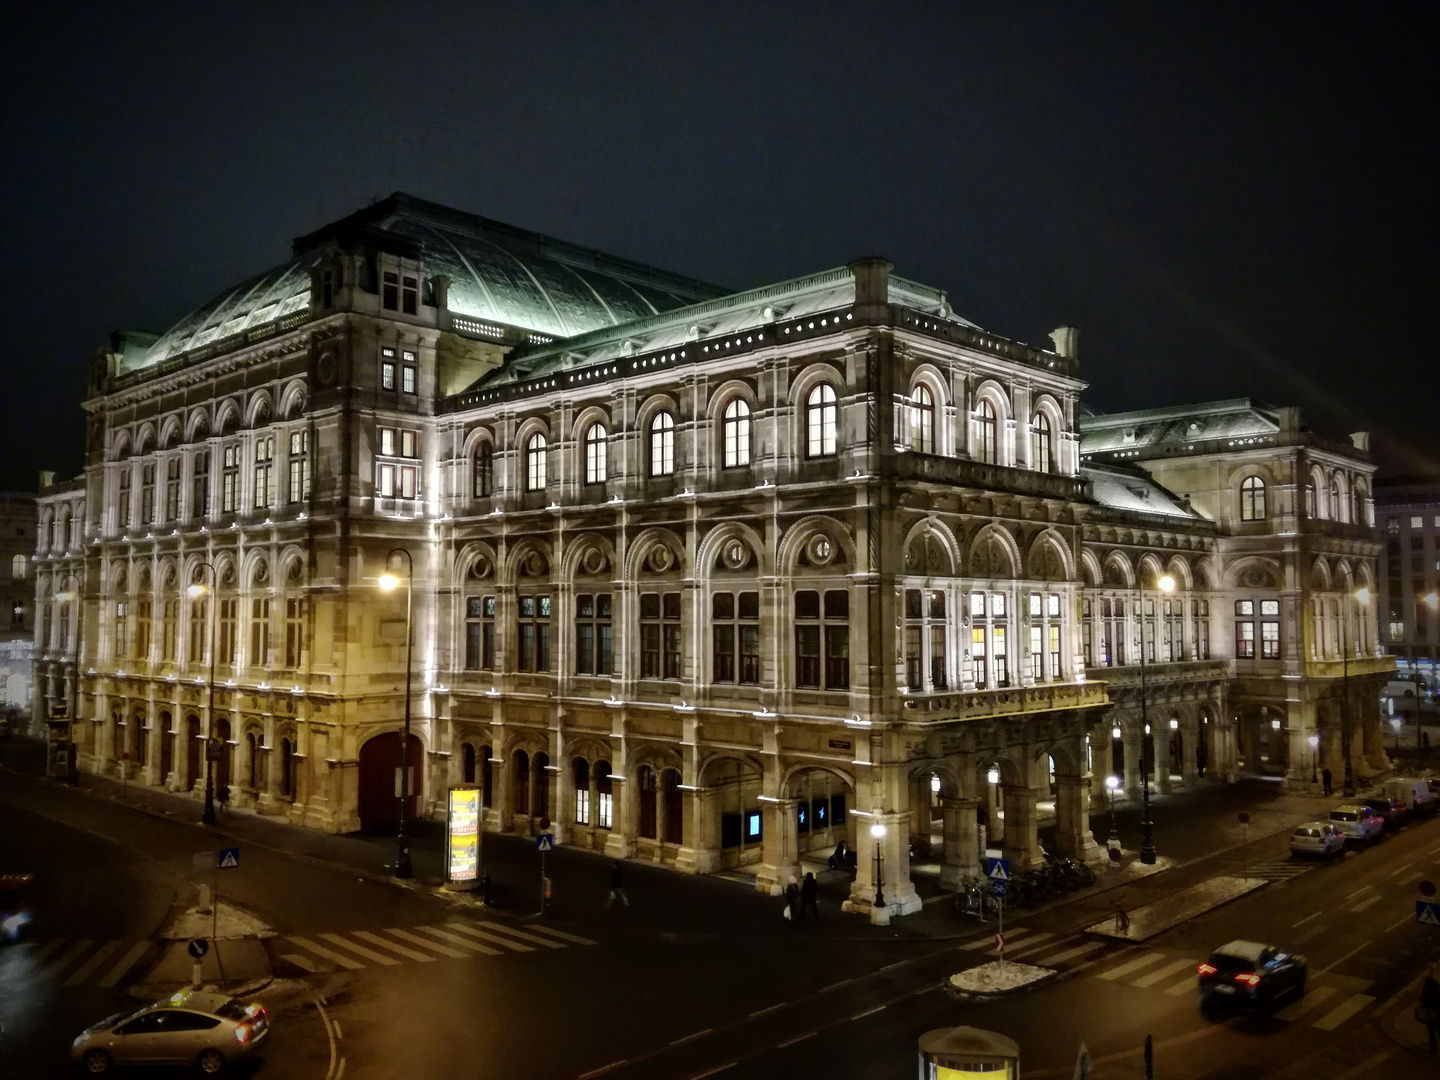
[1139,572,1175,865]
[187,565,219,826]
[1105,774,1121,848]
[1340,587,1371,798]
[1308,733,1319,784]
[380,548,415,880]
[870,821,886,912]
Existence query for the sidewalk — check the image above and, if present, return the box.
[1381,969,1440,1060]
[1085,876,1265,941]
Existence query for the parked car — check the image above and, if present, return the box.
[1328,804,1384,843]
[1383,777,1436,817]
[1362,796,1407,830]
[1198,939,1307,1011]
[70,989,269,1074]
[1290,822,1345,858]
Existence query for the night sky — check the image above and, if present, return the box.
[4,2,1435,493]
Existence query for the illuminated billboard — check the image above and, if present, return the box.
[447,787,480,883]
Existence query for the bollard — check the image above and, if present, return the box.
[197,884,212,915]
[482,874,491,906]
[191,959,203,990]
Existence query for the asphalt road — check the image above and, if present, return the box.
[4,738,1439,1079]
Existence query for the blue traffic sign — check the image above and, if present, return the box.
[218,847,240,869]
[991,879,1008,898]
[1417,900,1440,927]
[536,833,555,852]
[187,938,209,959]
[986,857,1011,882]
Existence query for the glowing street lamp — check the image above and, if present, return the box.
[870,821,887,912]
[1308,733,1319,783]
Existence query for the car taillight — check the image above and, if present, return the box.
[1234,973,1261,987]
[1197,963,1217,976]
[235,1023,251,1045]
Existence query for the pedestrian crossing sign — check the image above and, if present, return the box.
[1417,900,1440,927]
[536,833,554,852]
[218,848,239,869]
[986,857,1011,881]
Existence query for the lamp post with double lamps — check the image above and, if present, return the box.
[1138,572,1175,864]
[1340,586,1371,798]
[186,564,220,826]
[379,548,415,880]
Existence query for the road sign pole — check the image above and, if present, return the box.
[998,895,1005,976]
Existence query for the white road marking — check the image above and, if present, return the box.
[776,1031,817,1049]
[352,929,439,962]
[1132,958,1197,988]
[1349,894,1383,912]
[1311,992,1375,1031]
[750,1003,785,1017]
[577,1060,629,1080]
[670,1028,714,1046]
[961,928,1036,951]
[1034,941,1106,966]
[1166,973,1198,996]
[1098,951,1165,981]
[689,1062,736,1078]
[40,939,92,979]
[1387,861,1415,877]
[1293,910,1323,927]
[318,932,401,966]
[1003,931,1057,958]
[282,953,319,973]
[1331,1048,1396,1080]
[851,1005,886,1020]
[1345,884,1373,901]
[1317,938,1374,977]
[464,921,565,949]
[1274,984,1337,1022]
[287,936,364,970]
[520,922,596,945]
[96,941,150,987]
[65,940,122,986]
[25,939,65,965]
[441,921,534,952]
[408,925,498,956]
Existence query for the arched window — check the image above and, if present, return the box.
[1331,478,1347,523]
[472,444,493,499]
[663,768,683,843]
[907,384,935,454]
[805,384,838,458]
[1239,475,1267,521]
[975,399,997,464]
[722,399,751,468]
[513,749,530,815]
[573,757,590,825]
[279,737,294,798]
[584,424,608,484]
[1305,481,1316,518]
[649,413,675,476]
[638,765,658,839]
[525,434,547,491]
[462,743,476,784]
[10,554,25,580]
[1030,412,1052,472]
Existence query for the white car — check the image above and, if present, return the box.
[1328,805,1383,843]
[1290,822,1345,858]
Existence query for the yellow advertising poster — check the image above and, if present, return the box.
[448,787,480,881]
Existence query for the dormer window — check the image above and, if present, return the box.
[382,271,399,310]
[321,269,335,309]
[402,275,418,315]
[382,271,419,314]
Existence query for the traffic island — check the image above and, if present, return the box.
[946,961,1056,1001]
[1085,876,1267,942]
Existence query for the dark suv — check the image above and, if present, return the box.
[1198,940,1306,1011]
[1362,796,1406,830]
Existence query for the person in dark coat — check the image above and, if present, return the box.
[1321,767,1333,796]
[605,860,630,908]
[1420,970,1440,1052]
[800,872,819,920]
[784,877,799,922]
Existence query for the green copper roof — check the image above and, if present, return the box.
[125,193,729,372]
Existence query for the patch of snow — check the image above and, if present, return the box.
[162,901,276,940]
[949,961,1053,994]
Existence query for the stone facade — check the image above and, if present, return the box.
[31,194,1388,918]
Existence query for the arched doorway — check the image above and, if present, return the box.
[184,715,201,789]
[158,711,173,785]
[357,731,425,831]
[214,719,232,790]
[786,767,853,863]
[704,757,763,870]
[512,750,530,820]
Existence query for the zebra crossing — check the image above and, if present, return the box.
[279,917,595,974]
[1243,855,1324,882]
[3,917,596,988]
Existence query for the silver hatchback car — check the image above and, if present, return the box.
[1290,821,1345,858]
[71,989,269,1074]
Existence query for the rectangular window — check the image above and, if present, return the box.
[640,592,682,679]
[971,625,987,687]
[713,591,760,684]
[575,593,614,676]
[250,597,270,666]
[1260,598,1280,659]
[114,600,128,660]
[218,597,237,665]
[1193,599,1211,660]
[482,596,496,669]
[1030,624,1043,680]
[252,435,274,509]
[382,271,399,310]
[164,457,181,521]
[401,350,417,394]
[381,346,396,390]
[822,590,851,690]
[221,444,240,513]
[140,462,155,524]
[134,598,152,662]
[402,277,418,316]
[1234,600,1255,659]
[161,599,178,661]
[904,587,947,691]
[993,625,1008,686]
[284,596,304,668]
[117,468,131,529]
[1048,623,1061,678]
[517,595,551,672]
[188,597,206,664]
[288,430,310,504]
[464,596,482,671]
[192,449,209,520]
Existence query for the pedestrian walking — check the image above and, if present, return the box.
[1321,767,1333,796]
[1112,896,1130,934]
[784,876,799,923]
[800,872,819,920]
[605,859,630,908]
[1418,969,1440,1053]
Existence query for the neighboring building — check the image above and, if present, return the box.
[1,492,38,716]
[1374,475,1440,676]
[31,194,1389,918]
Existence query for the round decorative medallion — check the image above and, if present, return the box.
[721,540,749,570]
[648,546,675,573]
[469,556,490,580]
[523,552,547,577]
[582,548,607,576]
[314,350,337,387]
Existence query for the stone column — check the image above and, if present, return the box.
[1123,731,1142,799]
[1092,735,1115,809]
[604,776,634,859]
[1053,775,1100,862]
[1181,725,1199,788]
[843,810,921,922]
[1000,785,1041,870]
[676,786,716,874]
[939,797,979,890]
[756,798,799,896]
